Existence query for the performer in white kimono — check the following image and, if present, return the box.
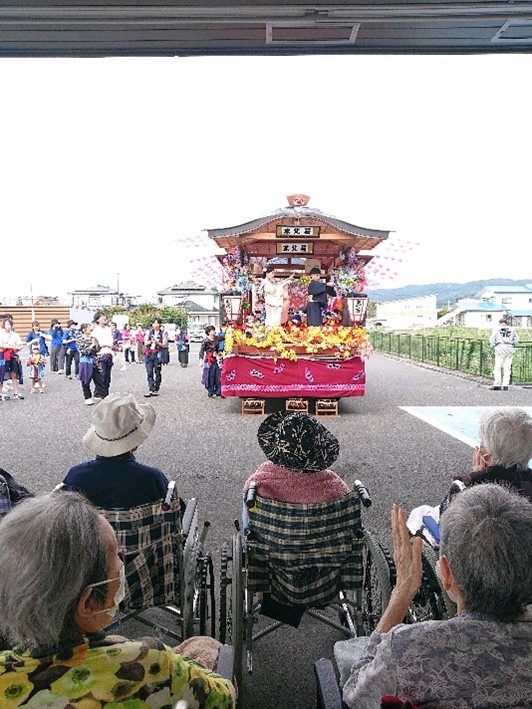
[260,267,294,327]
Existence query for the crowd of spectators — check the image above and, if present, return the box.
[0,383,531,708]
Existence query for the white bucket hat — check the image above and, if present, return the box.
[83,393,156,457]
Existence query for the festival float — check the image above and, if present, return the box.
[206,195,391,415]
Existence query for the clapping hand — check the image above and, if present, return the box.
[391,504,423,601]
[376,504,423,633]
[473,445,491,471]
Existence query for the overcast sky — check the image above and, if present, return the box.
[1,53,531,302]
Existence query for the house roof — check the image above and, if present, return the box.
[181,300,216,314]
[476,285,532,295]
[509,309,532,317]
[69,285,118,295]
[158,281,207,296]
[454,301,506,313]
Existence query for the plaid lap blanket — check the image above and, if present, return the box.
[101,499,182,611]
[247,492,363,607]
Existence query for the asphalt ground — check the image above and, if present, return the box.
[3,344,531,708]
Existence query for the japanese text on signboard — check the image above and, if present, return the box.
[276,243,314,254]
[275,225,320,238]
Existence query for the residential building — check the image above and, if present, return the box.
[158,282,219,328]
[437,284,532,329]
[69,285,139,309]
[372,295,438,330]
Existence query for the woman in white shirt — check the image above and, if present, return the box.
[0,318,24,400]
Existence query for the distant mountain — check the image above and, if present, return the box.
[368,279,532,309]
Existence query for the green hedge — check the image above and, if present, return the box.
[370,331,532,384]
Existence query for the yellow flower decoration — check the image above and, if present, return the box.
[0,671,33,708]
[224,325,373,362]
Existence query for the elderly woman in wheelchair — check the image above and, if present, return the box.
[318,484,532,709]
[405,407,532,623]
[221,412,393,690]
[0,491,236,708]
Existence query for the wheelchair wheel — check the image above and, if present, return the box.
[198,553,216,637]
[219,543,229,643]
[183,528,200,639]
[218,534,244,690]
[407,542,456,622]
[231,531,244,691]
[358,529,393,635]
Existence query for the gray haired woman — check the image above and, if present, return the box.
[455,407,532,501]
[0,492,235,708]
[338,484,532,708]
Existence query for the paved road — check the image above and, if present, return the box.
[4,346,531,708]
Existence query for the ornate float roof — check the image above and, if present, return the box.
[205,197,391,272]
[206,205,389,243]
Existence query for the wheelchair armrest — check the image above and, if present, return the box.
[216,644,235,682]
[314,658,345,709]
[181,498,197,537]
[448,479,466,503]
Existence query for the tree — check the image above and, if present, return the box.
[101,304,188,329]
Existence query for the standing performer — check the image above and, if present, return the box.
[261,267,294,327]
[176,327,190,367]
[91,312,114,400]
[143,318,168,397]
[199,325,221,398]
[77,323,99,405]
[307,267,328,326]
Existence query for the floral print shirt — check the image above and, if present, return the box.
[0,633,236,708]
[342,612,532,709]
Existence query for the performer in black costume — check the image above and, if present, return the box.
[307,267,329,326]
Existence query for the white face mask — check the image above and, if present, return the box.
[88,563,126,618]
[436,558,458,605]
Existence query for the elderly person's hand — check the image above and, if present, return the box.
[472,444,492,471]
[377,504,423,633]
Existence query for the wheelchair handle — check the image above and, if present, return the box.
[199,520,211,547]
[161,480,177,511]
[245,482,257,509]
[354,480,372,508]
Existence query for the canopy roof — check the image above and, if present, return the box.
[206,198,390,272]
[2,1,532,57]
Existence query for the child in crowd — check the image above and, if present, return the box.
[111,322,127,371]
[135,323,145,362]
[26,342,46,394]
[121,323,135,363]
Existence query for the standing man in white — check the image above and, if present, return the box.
[489,317,519,390]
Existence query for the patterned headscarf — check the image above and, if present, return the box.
[257,411,340,473]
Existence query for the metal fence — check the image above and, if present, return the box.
[370,331,532,384]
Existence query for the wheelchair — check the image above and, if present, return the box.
[405,480,465,623]
[219,480,393,690]
[55,480,215,642]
